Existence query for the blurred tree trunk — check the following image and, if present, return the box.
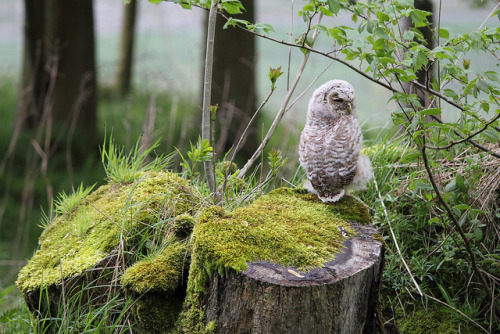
[402,0,435,111]
[207,0,257,161]
[18,0,98,160]
[115,0,138,96]
[19,0,46,128]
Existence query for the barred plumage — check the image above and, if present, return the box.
[299,80,372,203]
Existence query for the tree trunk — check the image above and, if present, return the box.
[402,0,435,111]
[19,0,46,128]
[208,0,257,161]
[18,0,98,160]
[44,0,97,138]
[115,0,138,96]
[199,222,384,333]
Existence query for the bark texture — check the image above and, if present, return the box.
[201,222,384,334]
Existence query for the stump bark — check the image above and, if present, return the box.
[200,222,384,334]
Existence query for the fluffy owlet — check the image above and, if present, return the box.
[299,80,372,203]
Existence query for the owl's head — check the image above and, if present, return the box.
[307,80,357,119]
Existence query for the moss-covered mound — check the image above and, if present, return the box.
[17,176,373,333]
[121,241,189,294]
[16,171,195,294]
[190,187,371,285]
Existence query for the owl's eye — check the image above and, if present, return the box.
[331,97,344,103]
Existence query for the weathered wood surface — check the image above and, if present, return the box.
[201,222,384,334]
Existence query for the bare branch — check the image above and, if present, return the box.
[239,15,323,178]
[202,0,218,196]
[420,137,491,296]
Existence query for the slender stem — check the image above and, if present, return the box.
[374,177,423,297]
[202,0,218,195]
[420,137,491,297]
[228,20,466,112]
[428,115,500,159]
[220,88,275,203]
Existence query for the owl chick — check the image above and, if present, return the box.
[299,80,372,203]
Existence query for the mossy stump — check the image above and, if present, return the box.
[184,188,384,334]
[194,223,383,334]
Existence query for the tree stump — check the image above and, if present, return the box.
[199,222,383,334]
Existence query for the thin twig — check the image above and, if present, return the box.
[201,0,218,196]
[239,15,323,178]
[285,60,334,113]
[428,115,500,159]
[426,113,500,150]
[221,88,275,203]
[230,23,465,112]
[374,177,423,297]
[420,137,491,297]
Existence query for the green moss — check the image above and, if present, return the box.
[121,241,188,294]
[397,304,478,334]
[194,187,369,275]
[173,214,196,239]
[16,171,194,294]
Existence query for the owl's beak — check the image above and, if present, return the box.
[347,102,352,114]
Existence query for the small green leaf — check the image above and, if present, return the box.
[220,0,245,14]
[477,78,489,92]
[410,9,430,28]
[376,11,390,22]
[443,89,458,100]
[438,28,449,39]
[428,217,441,224]
[469,31,482,42]
[372,38,386,51]
[367,20,377,34]
[223,18,249,29]
[454,204,470,211]
[409,180,434,192]
[484,71,499,82]
[327,0,341,15]
[473,228,483,242]
[420,108,441,116]
[254,22,274,34]
[268,66,284,90]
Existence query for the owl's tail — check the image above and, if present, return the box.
[302,179,345,203]
[347,155,373,191]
